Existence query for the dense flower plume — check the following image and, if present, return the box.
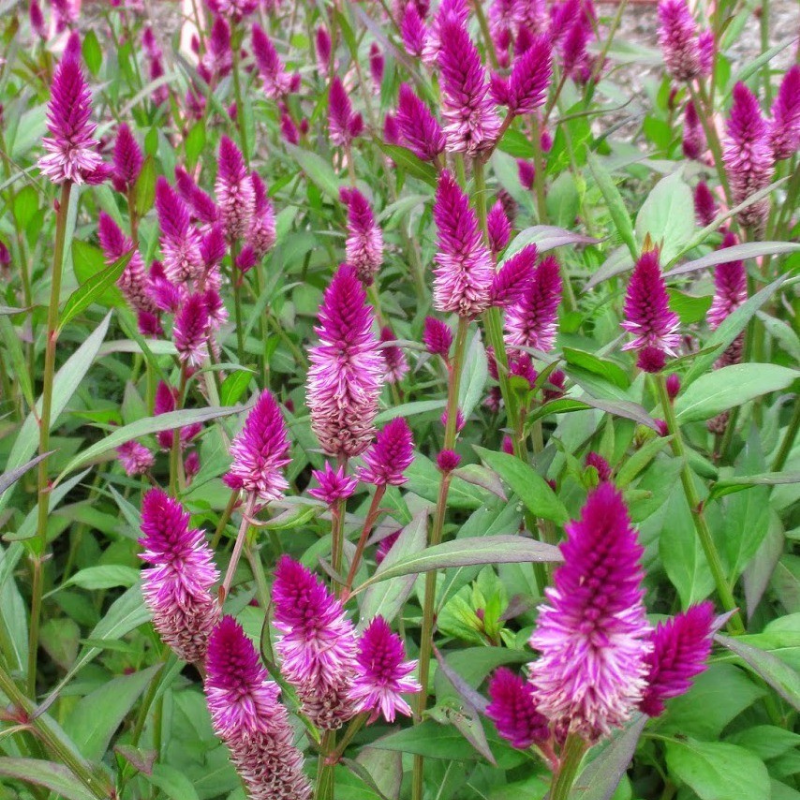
[97,212,153,315]
[708,232,747,329]
[396,84,446,162]
[111,123,143,193]
[486,668,549,749]
[657,0,703,82]
[380,326,410,383]
[769,64,800,161]
[308,462,358,505]
[490,244,536,308]
[358,418,415,486]
[139,489,219,663]
[155,177,205,283]
[423,316,453,358]
[505,254,561,354]
[215,136,255,241]
[252,23,292,99]
[340,187,384,285]
[329,76,364,147]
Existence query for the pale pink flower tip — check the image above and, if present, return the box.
[216,135,255,241]
[309,462,358,505]
[358,418,415,487]
[39,53,106,185]
[117,440,154,476]
[205,616,312,800]
[223,390,291,503]
[139,489,219,663]
[350,616,421,723]
[486,668,549,749]
[529,483,652,742]
[657,0,702,82]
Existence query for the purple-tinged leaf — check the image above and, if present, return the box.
[665,242,800,277]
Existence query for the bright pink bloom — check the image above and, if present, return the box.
[585,451,612,482]
[433,170,493,317]
[708,231,746,330]
[205,617,311,800]
[423,316,453,358]
[175,167,220,228]
[369,43,384,88]
[682,100,705,160]
[698,29,714,76]
[155,178,204,283]
[422,0,468,65]
[639,602,714,717]
[216,136,255,241]
[173,293,210,367]
[307,265,385,458]
[490,244,536,307]
[396,84,446,162]
[723,82,773,231]
[401,2,427,57]
[349,616,420,723]
[117,440,154,476]
[316,26,332,72]
[487,201,512,254]
[252,23,291,99]
[518,159,535,189]
[380,326,410,383]
[621,250,680,358]
[281,110,300,144]
[529,484,652,742]
[272,557,358,729]
[438,19,502,155]
[340,187,384,285]
[223,390,290,502]
[383,113,401,146]
[39,53,106,185]
[202,15,232,80]
[657,0,702,82]
[154,381,202,451]
[486,668,549,749]
[666,372,681,399]
[30,0,47,39]
[112,123,143,193]
[505,254,561,353]
[560,16,592,81]
[358,418,414,486]
[329,76,363,147]
[139,489,219,662]
[206,0,258,21]
[309,462,358,505]
[201,224,227,269]
[375,530,401,564]
[694,180,716,226]
[770,64,800,161]
[97,212,153,314]
[247,172,277,258]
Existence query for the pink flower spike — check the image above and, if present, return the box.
[396,84,446,162]
[97,213,153,314]
[657,0,701,82]
[585,451,612,482]
[203,15,232,79]
[112,123,143,192]
[770,64,800,161]
[350,617,421,723]
[223,390,290,503]
[173,293,210,367]
[369,43,384,88]
[422,0,468,65]
[506,35,552,115]
[620,250,680,358]
[490,244,536,308]
[316,26,332,72]
[201,224,227,269]
[486,668,549,749]
[529,484,653,742]
[423,316,453,358]
[340,187,384,285]
[281,111,300,144]
[307,265,385,458]
[380,326,410,384]
[247,171,277,258]
[708,231,746,330]
[639,602,715,717]
[139,489,219,663]
[30,0,47,39]
[155,177,204,283]
[487,200,512,255]
[38,54,105,185]
[216,136,255,241]
[272,556,358,730]
[358,418,414,487]
[401,2,426,57]
[329,76,362,147]
[694,181,716,226]
[117,440,154,476]
[252,22,291,99]
[505,254,561,354]
[518,159,535,190]
[205,0,258,21]
[682,100,705,160]
[205,616,311,800]
[309,462,358,505]
[433,170,493,318]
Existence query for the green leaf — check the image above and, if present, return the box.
[0,451,51,499]
[39,617,79,670]
[615,437,672,487]
[13,184,39,230]
[710,471,800,500]
[668,289,713,325]
[134,155,157,216]
[143,763,202,800]
[58,252,131,332]
[220,368,253,406]
[716,634,800,712]
[375,399,447,423]
[82,29,102,75]
[546,172,580,229]
[675,364,798,423]
[666,241,800,277]
[458,331,488,421]
[374,142,438,187]
[354,535,562,593]
[664,739,770,800]
[184,122,206,170]
[587,153,637,260]
[63,565,141,591]
[56,404,247,480]
[474,447,569,524]
[285,144,341,198]
[0,759,96,800]
[635,170,695,263]
[501,225,599,261]
[562,348,629,389]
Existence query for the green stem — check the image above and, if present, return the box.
[689,83,733,209]
[230,26,250,164]
[772,396,800,472]
[655,374,744,634]
[343,485,386,596]
[315,730,336,800]
[211,490,239,550]
[472,0,498,69]
[231,241,246,365]
[550,734,589,800]
[530,117,548,223]
[220,494,257,601]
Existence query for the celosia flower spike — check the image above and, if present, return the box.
[329,75,363,147]
[97,212,153,315]
[205,616,312,800]
[396,84,446,163]
[139,489,219,663]
[117,440,154,476]
[272,557,358,729]
[349,616,421,723]
[155,177,204,283]
[215,136,255,241]
[504,35,552,115]
[206,0,258,21]
[769,64,800,161]
[708,231,746,330]
[657,0,702,82]
[173,293,210,367]
[505,254,561,354]
[309,462,358,505]
[682,100,705,160]
[340,187,384,285]
[112,123,143,193]
[252,22,291,99]
[306,265,385,457]
[223,390,291,503]
[639,602,715,717]
[529,483,653,742]
[433,170,493,318]
[694,181,716,226]
[423,316,453,358]
[380,326,410,383]
[490,244,536,307]
[487,200,512,255]
[358,418,414,486]
[486,668,549,749]
[401,2,427,57]
[248,171,277,258]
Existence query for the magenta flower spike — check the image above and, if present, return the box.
[306,265,385,458]
[97,212,153,314]
[154,381,202,451]
[247,171,277,258]
[223,390,290,503]
[694,180,717,226]
[206,0,258,21]
[112,123,143,193]
[433,170,493,317]
[487,200,512,255]
[281,111,300,144]
[375,530,401,564]
[383,112,401,146]
[155,177,204,283]
[358,418,414,487]
[201,224,227,269]
[486,668,549,749]
[423,316,453,358]
[505,254,561,354]
[708,231,746,330]
[380,326,410,383]
[518,159,535,190]
[203,15,232,80]
[272,556,358,729]
[329,75,363,147]
[30,0,47,40]
[401,2,427,57]
[560,16,592,81]
[116,440,155,476]
[438,18,502,155]
[682,100,705,160]
[422,0,468,65]
[205,616,312,800]
[620,250,680,366]
[369,43,384,88]
[698,29,714,76]
[585,451,612,482]
[349,616,421,723]
[215,136,255,241]
[529,484,653,742]
[38,51,106,185]
[657,0,702,82]
[490,244,536,308]
[173,293,210,367]
[308,462,358,505]
[316,25,332,72]
[396,84,446,162]
[252,22,291,99]
[340,187,384,285]
[723,82,773,231]
[770,64,800,161]
[139,489,219,663]
[639,602,715,717]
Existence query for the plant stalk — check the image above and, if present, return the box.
[550,734,589,800]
